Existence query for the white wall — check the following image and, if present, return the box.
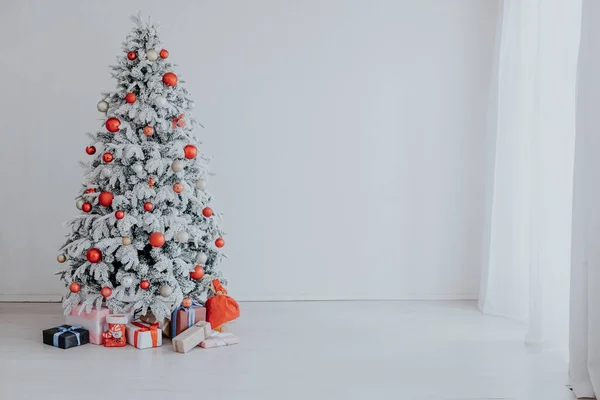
[0,0,498,301]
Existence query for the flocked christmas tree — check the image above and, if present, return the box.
[56,14,226,322]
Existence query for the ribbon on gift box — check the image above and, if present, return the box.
[131,321,160,348]
[53,325,83,348]
[171,300,204,338]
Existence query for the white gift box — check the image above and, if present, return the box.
[126,321,163,349]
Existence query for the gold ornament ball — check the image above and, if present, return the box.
[122,236,132,246]
[159,284,173,297]
[97,100,109,113]
[57,254,66,263]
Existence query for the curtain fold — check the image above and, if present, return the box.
[479,0,582,347]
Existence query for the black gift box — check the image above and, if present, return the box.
[42,325,89,349]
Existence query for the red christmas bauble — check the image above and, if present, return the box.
[86,248,102,263]
[143,126,154,136]
[215,238,225,248]
[127,51,137,60]
[98,191,114,207]
[86,146,96,155]
[125,93,136,103]
[85,188,96,194]
[69,282,81,293]
[139,280,150,290]
[144,202,153,211]
[106,117,121,133]
[162,72,178,87]
[202,207,213,217]
[160,49,169,59]
[173,183,184,193]
[182,297,193,308]
[82,202,92,213]
[190,265,205,280]
[115,210,125,219]
[149,232,165,247]
[183,144,197,159]
[102,152,113,163]
[101,286,112,298]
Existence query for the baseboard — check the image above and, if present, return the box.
[0,293,478,303]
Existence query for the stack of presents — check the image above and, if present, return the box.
[43,279,240,353]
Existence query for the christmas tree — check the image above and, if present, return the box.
[56,14,226,322]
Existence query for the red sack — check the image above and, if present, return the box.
[206,280,240,329]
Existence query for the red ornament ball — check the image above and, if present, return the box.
[182,297,193,308]
[106,117,121,133]
[98,191,114,207]
[215,238,225,248]
[125,93,136,103]
[115,210,125,220]
[183,144,197,159]
[160,49,169,59]
[202,207,213,217]
[143,126,154,136]
[139,280,150,290]
[173,183,184,193]
[127,51,137,60]
[85,188,96,194]
[86,248,102,263]
[149,232,165,247]
[101,286,112,298]
[144,202,153,211]
[86,146,96,155]
[102,152,113,163]
[69,282,81,293]
[190,265,205,280]
[162,72,178,87]
[82,202,92,213]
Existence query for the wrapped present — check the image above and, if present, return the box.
[206,280,240,330]
[139,310,172,338]
[171,301,206,338]
[172,321,211,354]
[43,325,89,349]
[200,331,240,349]
[66,305,111,345]
[103,314,128,347]
[126,321,162,349]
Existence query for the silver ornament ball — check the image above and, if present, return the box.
[101,167,113,178]
[196,252,208,265]
[122,236,132,246]
[155,96,168,108]
[121,275,134,287]
[146,49,159,61]
[76,198,85,210]
[195,178,207,190]
[175,231,189,243]
[159,284,173,297]
[97,100,109,113]
[171,160,184,172]
[132,164,143,174]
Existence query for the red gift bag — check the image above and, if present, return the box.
[206,280,240,329]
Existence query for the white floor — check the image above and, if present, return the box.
[1,301,574,400]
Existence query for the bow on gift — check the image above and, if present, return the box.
[53,325,83,348]
[172,114,186,129]
[171,300,204,338]
[131,321,160,348]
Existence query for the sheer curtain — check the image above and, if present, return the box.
[569,1,600,397]
[478,0,581,347]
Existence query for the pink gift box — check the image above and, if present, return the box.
[65,306,111,345]
[200,331,240,348]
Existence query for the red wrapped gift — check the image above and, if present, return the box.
[206,280,240,330]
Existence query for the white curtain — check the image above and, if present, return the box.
[569,1,600,397]
[479,0,581,348]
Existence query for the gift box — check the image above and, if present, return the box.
[43,325,89,349]
[139,311,171,338]
[172,321,211,354]
[200,331,239,349]
[66,305,111,345]
[126,321,163,349]
[171,301,206,338]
